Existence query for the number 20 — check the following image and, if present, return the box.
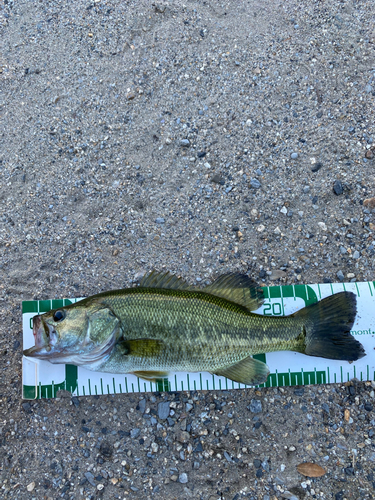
[263,302,282,316]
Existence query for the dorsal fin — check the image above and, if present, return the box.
[203,273,264,311]
[139,270,194,291]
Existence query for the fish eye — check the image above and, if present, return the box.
[53,310,66,322]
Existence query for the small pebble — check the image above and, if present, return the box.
[336,270,345,282]
[282,493,298,500]
[138,399,146,413]
[180,139,190,147]
[269,270,286,280]
[151,442,159,453]
[363,197,375,209]
[291,152,298,159]
[179,473,188,483]
[84,472,96,486]
[177,431,190,443]
[248,400,262,413]
[250,178,261,189]
[333,180,343,195]
[311,162,322,172]
[27,482,35,492]
[211,174,225,185]
[130,428,141,439]
[158,401,170,420]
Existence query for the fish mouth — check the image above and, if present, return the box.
[23,315,57,359]
[23,315,120,367]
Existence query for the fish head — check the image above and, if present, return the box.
[23,300,121,367]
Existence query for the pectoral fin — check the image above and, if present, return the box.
[120,339,165,358]
[132,370,169,382]
[212,357,270,386]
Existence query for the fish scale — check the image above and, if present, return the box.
[99,289,304,370]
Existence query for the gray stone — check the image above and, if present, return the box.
[130,428,141,439]
[336,270,345,282]
[250,178,261,189]
[177,431,190,443]
[269,270,286,281]
[211,174,225,185]
[311,162,323,172]
[179,473,188,483]
[353,250,360,259]
[180,139,190,147]
[339,246,347,255]
[321,403,330,414]
[248,399,262,413]
[22,402,31,412]
[158,401,170,420]
[138,399,146,413]
[167,417,175,426]
[333,180,343,195]
[282,492,299,500]
[291,152,298,159]
[84,472,96,486]
[155,217,165,224]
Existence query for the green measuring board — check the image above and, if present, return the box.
[22,282,375,399]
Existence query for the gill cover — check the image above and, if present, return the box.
[74,305,122,367]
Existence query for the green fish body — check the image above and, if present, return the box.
[23,272,365,385]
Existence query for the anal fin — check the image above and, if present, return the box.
[132,370,169,382]
[212,357,270,386]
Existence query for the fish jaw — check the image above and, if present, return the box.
[23,315,57,357]
[33,315,58,347]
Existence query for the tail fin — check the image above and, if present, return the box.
[294,291,365,361]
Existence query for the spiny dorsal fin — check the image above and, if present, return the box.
[203,273,264,311]
[139,270,194,291]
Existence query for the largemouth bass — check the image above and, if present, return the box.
[23,272,365,385]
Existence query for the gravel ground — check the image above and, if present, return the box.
[1,0,375,498]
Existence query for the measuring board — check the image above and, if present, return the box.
[22,281,375,399]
